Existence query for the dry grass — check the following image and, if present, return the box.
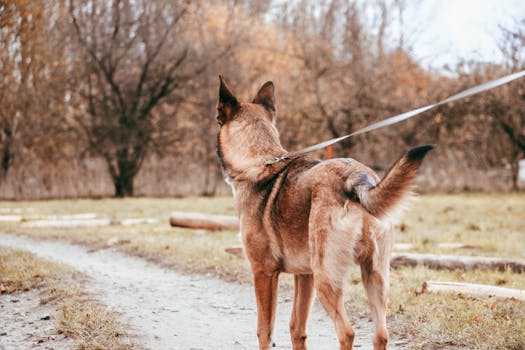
[0,194,524,349]
[0,246,133,350]
[0,245,69,294]
[387,267,525,350]
[397,193,525,259]
[0,197,250,282]
[57,301,133,350]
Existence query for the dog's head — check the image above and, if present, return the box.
[216,77,287,182]
[216,76,276,127]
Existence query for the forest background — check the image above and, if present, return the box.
[1,0,525,199]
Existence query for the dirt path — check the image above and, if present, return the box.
[0,290,74,350]
[0,234,406,350]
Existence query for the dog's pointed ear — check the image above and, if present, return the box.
[217,75,239,124]
[253,81,276,112]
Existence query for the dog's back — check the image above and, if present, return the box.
[237,146,433,273]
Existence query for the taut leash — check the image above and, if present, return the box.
[266,70,525,166]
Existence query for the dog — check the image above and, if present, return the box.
[215,76,433,350]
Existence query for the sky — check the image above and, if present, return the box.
[407,0,525,70]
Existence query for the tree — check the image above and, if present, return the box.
[274,0,435,163]
[455,19,525,190]
[68,0,204,197]
[496,20,525,189]
[0,0,70,181]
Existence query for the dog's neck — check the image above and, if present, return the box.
[217,117,288,185]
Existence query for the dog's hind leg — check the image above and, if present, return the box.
[290,274,315,350]
[360,266,389,350]
[359,224,392,350]
[253,270,280,350]
[309,187,358,349]
[314,275,355,349]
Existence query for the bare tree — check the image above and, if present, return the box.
[448,20,525,189]
[68,0,205,197]
[0,0,70,181]
[3,0,522,197]
[275,0,434,163]
[495,20,525,189]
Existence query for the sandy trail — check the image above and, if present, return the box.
[0,290,74,350]
[0,234,406,350]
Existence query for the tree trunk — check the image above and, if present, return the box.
[498,120,523,191]
[0,145,10,180]
[114,172,134,197]
[509,145,519,191]
[0,126,13,180]
[112,150,139,197]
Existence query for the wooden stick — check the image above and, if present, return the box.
[169,212,239,231]
[422,280,525,301]
[391,253,525,273]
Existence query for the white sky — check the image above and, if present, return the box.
[407,0,525,69]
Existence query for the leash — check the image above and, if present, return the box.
[266,70,525,166]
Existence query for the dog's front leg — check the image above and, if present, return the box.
[253,270,280,349]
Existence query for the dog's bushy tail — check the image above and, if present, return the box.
[347,145,435,219]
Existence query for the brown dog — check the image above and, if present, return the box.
[216,77,433,350]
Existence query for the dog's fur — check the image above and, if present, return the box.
[216,77,434,350]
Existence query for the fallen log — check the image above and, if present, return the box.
[39,213,98,220]
[0,213,98,223]
[118,218,158,226]
[22,219,112,228]
[435,243,480,250]
[169,212,239,231]
[421,280,525,301]
[0,215,23,222]
[393,243,479,251]
[21,218,158,228]
[391,253,525,273]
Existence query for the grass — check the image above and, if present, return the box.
[0,245,70,294]
[388,269,525,349]
[57,301,133,350]
[397,193,525,259]
[0,193,524,349]
[0,197,251,282]
[0,246,133,350]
